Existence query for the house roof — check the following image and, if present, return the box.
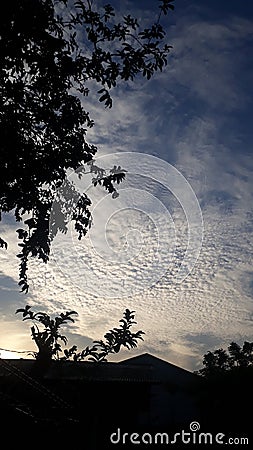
[0,357,155,383]
[45,359,156,382]
[0,353,199,386]
[119,353,199,386]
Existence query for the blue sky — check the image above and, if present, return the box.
[0,0,253,370]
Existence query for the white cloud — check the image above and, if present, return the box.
[1,3,253,371]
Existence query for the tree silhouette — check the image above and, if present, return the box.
[196,341,253,434]
[196,341,253,378]
[65,308,145,362]
[0,0,174,292]
[16,305,78,363]
[16,305,145,365]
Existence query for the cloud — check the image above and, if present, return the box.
[166,15,253,111]
[1,2,253,371]
[0,271,37,357]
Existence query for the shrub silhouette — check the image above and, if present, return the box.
[16,305,145,365]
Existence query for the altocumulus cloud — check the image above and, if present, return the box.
[0,0,253,369]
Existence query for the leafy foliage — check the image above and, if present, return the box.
[65,308,145,362]
[0,0,174,292]
[16,305,144,364]
[16,305,78,361]
[196,341,253,378]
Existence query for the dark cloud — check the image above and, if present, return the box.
[185,332,222,351]
[199,190,238,214]
[0,272,32,316]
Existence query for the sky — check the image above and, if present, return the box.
[0,0,253,371]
